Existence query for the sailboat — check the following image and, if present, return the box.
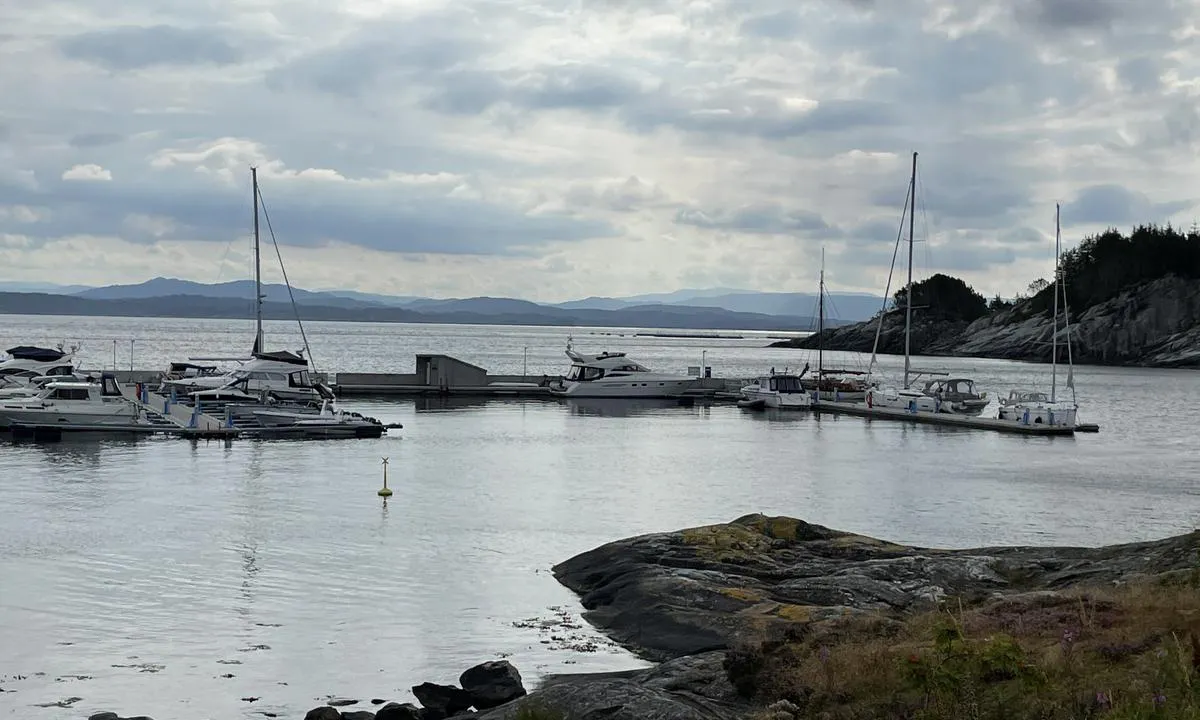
[997,203,1079,428]
[864,152,944,413]
[162,168,329,404]
[800,248,871,402]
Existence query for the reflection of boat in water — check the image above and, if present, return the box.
[560,397,700,418]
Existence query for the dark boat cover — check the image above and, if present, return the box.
[252,350,308,366]
[6,346,67,361]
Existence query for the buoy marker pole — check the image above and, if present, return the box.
[378,457,393,497]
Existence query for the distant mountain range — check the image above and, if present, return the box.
[0,277,883,331]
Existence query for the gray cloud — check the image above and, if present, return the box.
[58,25,243,70]
[69,133,125,148]
[0,173,614,255]
[675,204,840,236]
[1061,185,1194,227]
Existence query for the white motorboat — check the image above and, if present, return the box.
[739,373,812,409]
[0,345,78,390]
[548,341,698,398]
[163,350,326,403]
[921,377,989,415]
[250,399,385,438]
[0,372,95,400]
[0,374,142,430]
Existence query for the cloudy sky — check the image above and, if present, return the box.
[1,0,1196,302]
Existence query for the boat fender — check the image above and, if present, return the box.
[908,399,916,413]
[866,392,872,408]
[1022,408,1030,425]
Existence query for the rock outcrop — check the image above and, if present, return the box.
[552,514,1200,661]
[774,275,1200,367]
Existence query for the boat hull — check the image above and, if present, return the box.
[0,405,140,430]
[740,388,812,409]
[998,403,1077,428]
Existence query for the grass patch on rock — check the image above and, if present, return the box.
[728,580,1200,719]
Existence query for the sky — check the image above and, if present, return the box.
[1,0,1197,302]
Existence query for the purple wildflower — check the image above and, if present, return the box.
[1153,691,1167,708]
[1095,691,1111,710]
[818,646,831,664]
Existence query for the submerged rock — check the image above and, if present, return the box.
[458,661,526,710]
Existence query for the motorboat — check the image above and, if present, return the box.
[161,350,327,403]
[997,390,1077,427]
[739,372,812,409]
[0,345,78,390]
[921,377,989,415]
[0,372,96,400]
[548,342,698,398]
[0,374,142,430]
[249,399,386,438]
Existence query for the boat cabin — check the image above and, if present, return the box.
[36,375,123,401]
[564,352,654,382]
[750,375,805,393]
[1003,390,1051,405]
[923,378,982,398]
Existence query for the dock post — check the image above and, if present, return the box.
[163,398,170,414]
[225,406,233,428]
[140,385,148,404]
[189,403,199,429]
[170,386,177,403]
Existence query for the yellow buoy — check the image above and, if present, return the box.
[378,457,393,497]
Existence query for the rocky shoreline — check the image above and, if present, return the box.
[83,514,1200,719]
[773,275,1200,367]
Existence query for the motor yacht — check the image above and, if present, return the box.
[921,377,989,415]
[0,374,142,430]
[0,372,95,400]
[0,345,78,390]
[739,372,812,409]
[548,342,698,398]
[250,399,386,438]
[161,350,327,403]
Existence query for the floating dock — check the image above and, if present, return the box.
[331,354,743,398]
[811,400,1077,436]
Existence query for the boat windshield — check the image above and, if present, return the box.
[770,376,803,393]
[566,365,605,381]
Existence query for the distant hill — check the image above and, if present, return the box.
[556,291,882,321]
[4,276,883,322]
[0,291,849,332]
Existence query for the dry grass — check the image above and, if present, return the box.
[727,578,1200,719]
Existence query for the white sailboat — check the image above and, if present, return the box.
[998,204,1079,428]
[162,168,329,404]
[865,152,943,413]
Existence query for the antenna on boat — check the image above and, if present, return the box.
[252,166,264,356]
[903,151,917,390]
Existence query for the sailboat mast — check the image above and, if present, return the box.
[1052,203,1060,403]
[903,151,917,389]
[818,247,825,384]
[252,166,263,354]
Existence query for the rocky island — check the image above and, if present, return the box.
[87,513,1200,719]
[773,225,1200,368]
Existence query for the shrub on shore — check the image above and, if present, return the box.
[728,576,1200,719]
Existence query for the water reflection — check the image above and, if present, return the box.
[560,397,708,417]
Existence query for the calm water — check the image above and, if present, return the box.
[2,315,1199,719]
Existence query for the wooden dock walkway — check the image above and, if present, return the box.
[811,400,1076,435]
